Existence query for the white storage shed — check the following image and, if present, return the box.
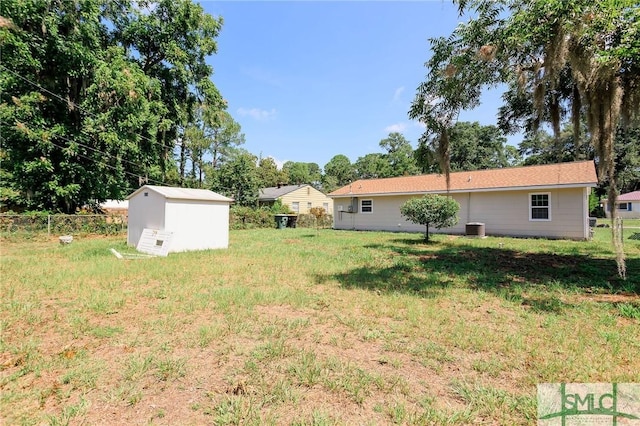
[126,185,233,253]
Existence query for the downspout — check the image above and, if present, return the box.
[584,187,590,240]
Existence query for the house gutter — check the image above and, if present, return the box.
[328,183,598,198]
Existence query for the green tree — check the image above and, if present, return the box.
[210,150,259,206]
[409,0,640,277]
[0,0,227,212]
[518,127,592,166]
[379,132,420,177]
[323,154,354,192]
[354,153,392,179]
[306,162,322,188]
[282,161,311,185]
[256,157,285,188]
[1,0,106,212]
[416,122,519,173]
[400,195,460,242]
[615,127,640,194]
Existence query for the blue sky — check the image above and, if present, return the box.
[203,1,508,169]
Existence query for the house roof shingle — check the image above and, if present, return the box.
[258,184,311,201]
[328,160,597,197]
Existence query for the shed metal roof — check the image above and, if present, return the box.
[127,185,233,202]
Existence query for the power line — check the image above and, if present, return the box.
[0,63,172,153]
[0,63,215,188]
[0,120,168,187]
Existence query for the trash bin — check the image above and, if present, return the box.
[275,214,288,229]
[286,214,298,228]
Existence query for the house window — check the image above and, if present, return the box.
[292,202,299,213]
[323,202,329,212]
[529,193,551,221]
[617,203,629,211]
[361,199,373,213]
[307,202,312,211]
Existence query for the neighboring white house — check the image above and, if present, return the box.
[604,190,640,219]
[126,185,233,252]
[328,161,598,240]
[258,184,333,214]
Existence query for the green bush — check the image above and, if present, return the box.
[229,204,333,229]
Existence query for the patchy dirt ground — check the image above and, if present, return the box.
[2,233,638,425]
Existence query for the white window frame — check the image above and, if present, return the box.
[617,202,629,211]
[307,201,312,211]
[323,202,329,212]
[292,202,299,213]
[529,192,551,221]
[360,199,373,214]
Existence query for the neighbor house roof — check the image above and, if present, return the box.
[126,185,233,202]
[617,190,640,202]
[100,199,129,209]
[329,160,597,197]
[258,184,311,201]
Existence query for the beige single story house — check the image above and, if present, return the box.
[258,184,333,214]
[328,161,598,240]
[604,190,640,219]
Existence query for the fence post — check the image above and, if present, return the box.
[48,215,51,236]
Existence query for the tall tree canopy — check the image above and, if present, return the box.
[256,157,286,188]
[416,121,517,173]
[409,0,640,277]
[0,0,226,212]
[323,155,354,193]
[210,150,259,207]
[354,153,392,180]
[378,132,420,177]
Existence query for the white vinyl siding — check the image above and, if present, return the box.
[529,193,551,221]
[333,188,590,240]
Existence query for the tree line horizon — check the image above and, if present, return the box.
[1,0,638,215]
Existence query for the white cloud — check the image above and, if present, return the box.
[392,86,405,102]
[384,123,407,133]
[237,107,277,121]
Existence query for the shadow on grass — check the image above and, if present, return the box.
[316,237,639,309]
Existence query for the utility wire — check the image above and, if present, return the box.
[1,120,170,187]
[0,63,195,187]
[0,63,173,153]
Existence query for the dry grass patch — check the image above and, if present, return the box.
[1,228,638,424]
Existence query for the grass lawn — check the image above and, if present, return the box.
[1,227,639,425]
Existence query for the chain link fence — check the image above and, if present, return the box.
[0,214,127,235]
